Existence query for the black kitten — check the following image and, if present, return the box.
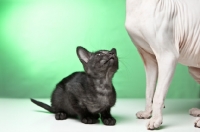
[31,46,118,125]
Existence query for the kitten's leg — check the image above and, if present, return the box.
[92,113,100,119]
[55,112,68,120]
[68,93,98,124]
[100,108,116,125]
[67,83,99,124]
[51,103,68,120]
[80,113,99,124]
[51,100,68,120]
[72,107,99,124]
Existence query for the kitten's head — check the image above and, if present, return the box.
[76,46,118,79]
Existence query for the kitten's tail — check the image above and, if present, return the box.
[30,98,56,113]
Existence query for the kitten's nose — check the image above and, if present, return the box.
[108,51,115,58]
[109,52,114,55]
[109,51,115,57]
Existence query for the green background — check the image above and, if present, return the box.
[0,0,199,98]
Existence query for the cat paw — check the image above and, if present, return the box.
[194,117,200,128]
[147,116,163,130]
[81,117,97,124]
[136,111,151,119]
[55,112,67,120]
[189,108,200,117]
[101,117,116,126]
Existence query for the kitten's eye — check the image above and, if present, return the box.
[97,53,102,56]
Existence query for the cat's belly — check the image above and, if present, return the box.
[178,34,200,68]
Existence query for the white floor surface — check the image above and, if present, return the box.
[0,98,200,132]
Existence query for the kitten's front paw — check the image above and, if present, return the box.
[81,117,98,124]
[55,112,67,120]
[101,117,116,126]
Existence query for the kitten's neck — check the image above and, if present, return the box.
[94,78,112,86]
[91,77,113,93]
[86,68,116,90]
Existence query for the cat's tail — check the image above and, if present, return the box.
[30,98,56,113]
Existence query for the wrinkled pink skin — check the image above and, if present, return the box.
[125,0,200,129]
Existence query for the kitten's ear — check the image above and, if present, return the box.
[76,46,91,63]
[110,48,117,55]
